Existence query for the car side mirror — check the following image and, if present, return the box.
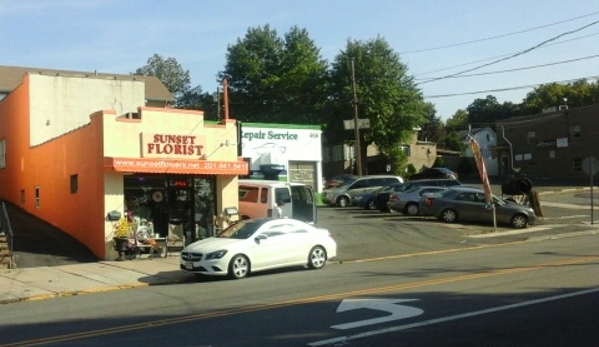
[255,234,268,243]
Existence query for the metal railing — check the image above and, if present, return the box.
[1,201,15,269]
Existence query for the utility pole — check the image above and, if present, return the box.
[351,58,363,176]
[213,87,221,121]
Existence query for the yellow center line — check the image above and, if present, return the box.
[3,254,598,347]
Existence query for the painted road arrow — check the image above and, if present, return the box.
[331,298,424,330]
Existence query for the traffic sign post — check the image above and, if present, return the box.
[582,156,598,224]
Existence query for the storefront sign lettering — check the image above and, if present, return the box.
[536,139,556,149]
[142,133,206,158]
[107,157,249,175]
[242,130,299,141]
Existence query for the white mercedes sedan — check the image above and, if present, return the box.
[180,218,337,279]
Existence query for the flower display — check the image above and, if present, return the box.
[113,217,134,239]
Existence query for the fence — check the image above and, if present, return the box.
[0,201,15,269]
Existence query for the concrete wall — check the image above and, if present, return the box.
[29,73,145,146]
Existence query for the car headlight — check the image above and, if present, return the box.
[205,250,228,260]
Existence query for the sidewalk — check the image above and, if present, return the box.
[0,253,195,305]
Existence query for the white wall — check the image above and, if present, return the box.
[241,126,322,164]
[464,128,498,176]
[28,73,145,146]
[241,124,323,191]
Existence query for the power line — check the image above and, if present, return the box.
[418,19,599,85]
[424,75,599,99]
[414,31,599,77]
[416,54,599,82]
[400,11,599,54]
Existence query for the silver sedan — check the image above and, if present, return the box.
[387,186,448,216]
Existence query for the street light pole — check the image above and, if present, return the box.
[351,58,362,176]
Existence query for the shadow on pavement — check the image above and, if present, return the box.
[3,200,98,268]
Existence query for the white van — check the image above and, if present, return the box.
[238,179,317,223]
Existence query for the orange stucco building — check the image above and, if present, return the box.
[0,67,247,260]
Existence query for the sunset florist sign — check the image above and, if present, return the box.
[141,133,207,159]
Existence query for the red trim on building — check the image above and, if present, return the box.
[104,157,248,175]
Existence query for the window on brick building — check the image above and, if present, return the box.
[526,131,536,144]
[400,145,411,157]
[570,125,581,140]
[573,157,583,173]
[35,186,40,209]
[0,138,5,168]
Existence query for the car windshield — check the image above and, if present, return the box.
[337,178,357,188]
[435,189,454,198]
[403,186,423,194]
[372,187,386,194]
[217,220,264,239]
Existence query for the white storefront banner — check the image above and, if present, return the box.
[240,124,322,176]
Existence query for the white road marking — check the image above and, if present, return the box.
[331,298,423,330]
[308,287,599,346]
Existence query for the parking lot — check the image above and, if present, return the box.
[316,187,599,262]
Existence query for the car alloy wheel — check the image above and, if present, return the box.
[367,200,377,210]
[404,203,419,216]
[308,246,327,269]
[228,254,250,279]
[337,196,350,207]
[511,214,528,229]
[441,209,457,223]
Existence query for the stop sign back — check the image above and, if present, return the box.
[582,156,599,176]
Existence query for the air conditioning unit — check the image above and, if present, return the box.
[125,112,140,119]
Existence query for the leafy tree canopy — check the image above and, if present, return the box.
[133,53,192,103]
[419,102,443,143]
[445,109,468,132]
[520,79,599,115]
[327,36,427,157]
[219,25,329,124]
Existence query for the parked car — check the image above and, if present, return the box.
[421,186,537,229]
[352,188,382,210]
[322,175,404,207]
[323,174,358,189]
[387,186,448,216]
[180,218,337,279]
[375,179,461,212]
[352,182,408,210]
[238,179,317,223]
[410,167,458,180]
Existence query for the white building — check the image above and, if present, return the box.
[459,127,498,177]
[240,123,323,192]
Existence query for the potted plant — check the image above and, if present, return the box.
[113,217,133,261]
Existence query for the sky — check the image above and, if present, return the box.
[1,0,598,121]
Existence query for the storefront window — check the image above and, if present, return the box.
[193,177,216,239]
[123,174,216,241]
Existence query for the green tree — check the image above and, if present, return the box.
[445,109,468,132]
[520,79,599,115]
[419,102,443,143]
[177,86,221,121]
[438,131,466,152]
[133,53,192,103]
[466,95,502,128]
[219,25,329,124]
[327,37,427,174]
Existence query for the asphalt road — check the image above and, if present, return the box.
[2,230,597,346]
